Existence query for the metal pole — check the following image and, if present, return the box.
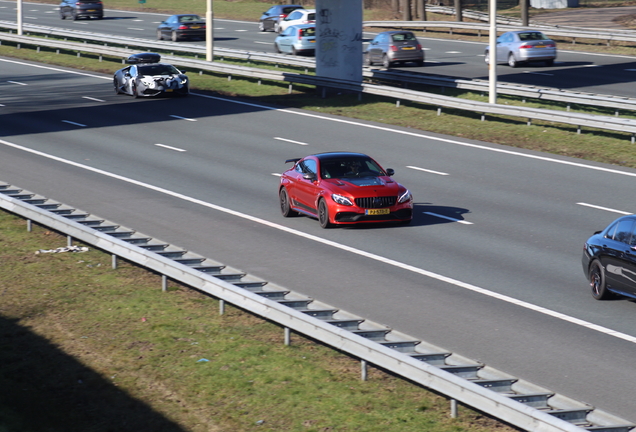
[206,0,214,62]
[17,0,23,36]
[488,0,497,104]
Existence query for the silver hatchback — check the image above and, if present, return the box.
[485,30,557,67]
[364,31,424,68]
[274,24,316,56]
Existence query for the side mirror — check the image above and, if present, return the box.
[386,168,395,176]
[302,173,316,181]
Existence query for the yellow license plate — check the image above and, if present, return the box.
[87,9,96,11]
[365,208,390,215]
[165,89,173,92]
[402,47,415,50]
[535,45,546,48]
[310,40,315,43]
[191,25,201,29]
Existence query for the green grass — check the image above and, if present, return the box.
[0,210,518,432]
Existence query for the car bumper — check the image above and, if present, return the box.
[389,51,424,62]
[177,30,206,39]
[518,48,556,61]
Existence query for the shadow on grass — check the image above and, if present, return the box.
[0,315,186,432]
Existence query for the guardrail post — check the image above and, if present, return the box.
[396,100,400,107]
[481,113,485,121]
[67,235,73,247]
[577,126,581,134]
[361,359,368,381]
[288,84,292,94]
[162,274,167,292]
[111,254,117,269]
[527,118,531,126]
[284,327,291,346]
[450,399,458,418]
[27,219,32,232]
[632,133,635,144]
[437,107,442,116]
[219,299,225,315]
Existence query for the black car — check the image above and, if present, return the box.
[113,53,189,98]
[582,214,636,300]
[59,0,103,20]
[258,4,302,32]
[157,14,206,42]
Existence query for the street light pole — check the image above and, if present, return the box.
[488,0,497,104]
[206,0,214,61]
[17,0,23,35]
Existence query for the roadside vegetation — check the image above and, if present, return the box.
[0,210,518,431]
[1,2,635,430]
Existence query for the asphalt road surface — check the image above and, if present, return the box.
[2,0,636,98]
[2,56,636,423]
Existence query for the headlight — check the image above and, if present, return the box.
[398,189,412,204]
[332,194,353,206]
[140,77,154,87]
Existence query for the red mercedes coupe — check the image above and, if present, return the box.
[279,152,413,228]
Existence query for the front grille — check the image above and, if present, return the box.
[354,196,396,209]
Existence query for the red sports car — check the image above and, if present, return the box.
[279,152,413,228]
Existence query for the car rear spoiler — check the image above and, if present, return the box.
[285,158,301,164]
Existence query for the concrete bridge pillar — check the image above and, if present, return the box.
[315,0,363,83]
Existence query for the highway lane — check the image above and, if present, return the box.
[3,0,636,98]
[2,57,636,423]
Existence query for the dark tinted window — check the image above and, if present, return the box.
[392,33,416,42]
[138,64,180,75]
[301,27,315,37]
[612,219,634,244]
[282,6,301,14]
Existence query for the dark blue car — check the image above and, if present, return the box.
[582,214,636,300]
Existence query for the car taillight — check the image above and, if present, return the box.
[546,43,555,47]
[390,45,398,52]
[417,43,422,49]
[178,25,188,30]
[298,29,303,40]
[519,44,533,49]
[280,13,288,19]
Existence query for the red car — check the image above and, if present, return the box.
[279,152,413,228]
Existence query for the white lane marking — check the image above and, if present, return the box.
[2,137,636,344]
[274,137,308,146]
[577,202,632,215]
[193,93,636,179]
[271,173,282,177]
[4,57,636,181]
[626,69,636,72]
[235,29,248,32]
[83,96,105,102]
[8,80,27,85]
[155,144,186,152]
[128,28,145,31]
[254,41,271,45]
[0,104,5,106]
[25,16,37,19]
[61,120,86,127]
[445,51,461,54]
[424,212,473,224]
[169,115,196,121]
[584,64,602,67]
[407,165,448,176]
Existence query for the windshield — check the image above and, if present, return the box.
[138,64,181,76]
[320,157,384,179]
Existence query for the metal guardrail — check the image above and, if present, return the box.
[1,183,634,432]
[4,21,636,116]
[3,31,636,141]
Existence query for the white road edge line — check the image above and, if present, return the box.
[3,57,636,179]
[7,80,27,85]
[2,137,636,345]
[83,96,105,102]
[155,144,186,152]
[424,212,473,225]
[274,137,309,146]
[577,202,632,215]
[407,165,449,176]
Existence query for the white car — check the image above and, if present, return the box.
[277,8,315,33]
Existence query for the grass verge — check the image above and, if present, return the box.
[0,209,518,432]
